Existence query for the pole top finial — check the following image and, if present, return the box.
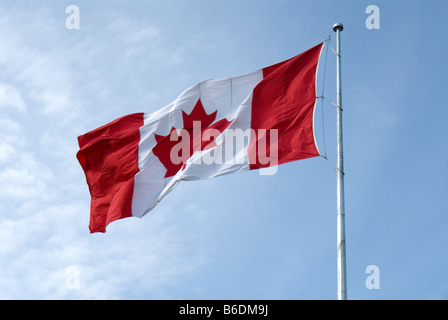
[333,23,344,32]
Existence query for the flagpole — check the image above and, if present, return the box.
[333,22,347,300]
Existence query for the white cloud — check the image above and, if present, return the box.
[0,83,26,112]
[0,118,22,164]
[126,25,161,44]
[0,7,81,117]
[0,143,16,163]
[0,118,22,133]
[0,200,212,299]
[0,3,214,299]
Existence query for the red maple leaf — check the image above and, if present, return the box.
[153,99,233,178]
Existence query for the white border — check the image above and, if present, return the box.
[312,41,326,157]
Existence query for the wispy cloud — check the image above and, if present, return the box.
[0,3,213,299]
[0,84,27,112]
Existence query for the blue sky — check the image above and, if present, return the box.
[0,0,447,299]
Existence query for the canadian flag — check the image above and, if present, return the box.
[77,42,324,233]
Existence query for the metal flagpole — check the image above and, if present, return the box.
[333,22,347,300]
